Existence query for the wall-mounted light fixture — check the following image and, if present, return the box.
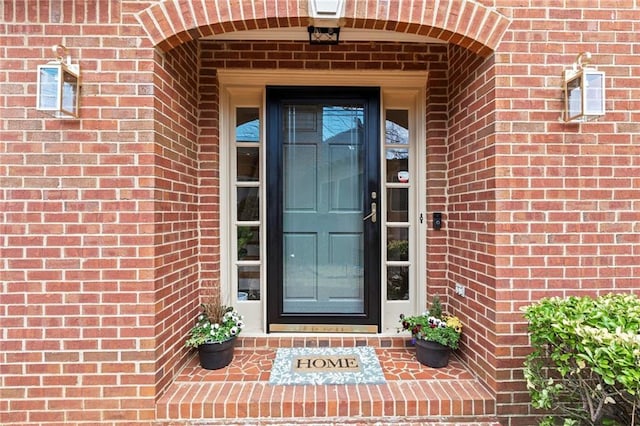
[562,52,605,122]
[307,26,340,45]
[307,0,344,45]
[37,44,81,118]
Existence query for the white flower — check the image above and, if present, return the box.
[230,326,238,335]
[212,323,220,330]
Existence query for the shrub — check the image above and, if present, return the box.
[522,293,640,425]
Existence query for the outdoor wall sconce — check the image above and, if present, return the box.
[307,26,340,45]
[307,0,344,45]
[562,52,605,122]
[36,44,81,118]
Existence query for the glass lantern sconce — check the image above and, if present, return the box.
[36,44,81,118]
[562,52,605,122]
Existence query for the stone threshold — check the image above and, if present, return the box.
[156,336,497,425]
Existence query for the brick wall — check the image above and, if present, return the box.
[492,4,640,423]
[152,39,201,400]
[446,44,499,397]
[444,4,640,423]
[1,7,208,423]
[0,1,159,423]
[0,33,452,424]
[424,46,452,307]
[1,0,639,425]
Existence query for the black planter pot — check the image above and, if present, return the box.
[197,337,237,370]
[415,339,451,368]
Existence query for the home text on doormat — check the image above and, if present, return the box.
[292,354,361,372]
[269,346,386,385]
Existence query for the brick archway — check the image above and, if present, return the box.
[136,0,510,56]
[136,0,511,420]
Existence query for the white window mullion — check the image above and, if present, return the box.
[224,88,264,334]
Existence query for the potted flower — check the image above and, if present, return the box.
[185,298,244,370]
[398,295,463,368]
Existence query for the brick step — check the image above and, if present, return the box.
[156,337,497,424]
[182,419,501,425]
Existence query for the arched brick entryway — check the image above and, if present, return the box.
[136,0,510,56]
[135,0,513,422]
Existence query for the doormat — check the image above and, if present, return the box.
[269,346,386,385]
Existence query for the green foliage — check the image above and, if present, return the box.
[430,294,443,318]
[522,293,640,425]
[387,239,408,260]
[237,226,254,259]
[185,300,244,348]
[399,295,463,350]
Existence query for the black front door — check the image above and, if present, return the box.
[266,87,381,332]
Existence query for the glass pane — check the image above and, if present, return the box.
[61,70,78,114]
[282,103,365,314]
[238,265,260,300]
[237,147,259,182]
[237,226,259,260]
[385,109,408,145]
[387,188,408,222]
[236,107,260,143]
[386,148,409,183]
[387,266,409,300]
[38,66,59,109]
[585,73,604,115]
[566,77,582,120]
[387,227,409,261]
[237,187,259,221]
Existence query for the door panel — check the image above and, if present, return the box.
[283,143,317,210]
[283,104,364,314]
[267,87,380,329]
[283,233,317,299]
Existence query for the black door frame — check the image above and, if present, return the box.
[266,86,381,331]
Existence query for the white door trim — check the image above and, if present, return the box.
[218,69,428,89]
[219,70,428,335]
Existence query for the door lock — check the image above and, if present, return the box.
[363,192,377,223]
[363,202,377,223]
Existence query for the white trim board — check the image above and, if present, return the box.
[205,27,444,44]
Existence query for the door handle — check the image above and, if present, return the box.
[363,201,377,223]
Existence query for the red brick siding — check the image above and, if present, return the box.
[200,40,445,71]
[137,0,510,55]
[197,59,222,296]
[491,4,640,424]
[1,0,639,425]
[0,1,158,424]
[424,48,452,304]
[0,34,450,424]
[152,40,201,400]
[446,44,499,396]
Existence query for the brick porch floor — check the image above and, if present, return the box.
[156,336,498,425]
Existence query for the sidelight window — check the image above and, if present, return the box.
[384,109,411,301]
[234,107,261,301]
